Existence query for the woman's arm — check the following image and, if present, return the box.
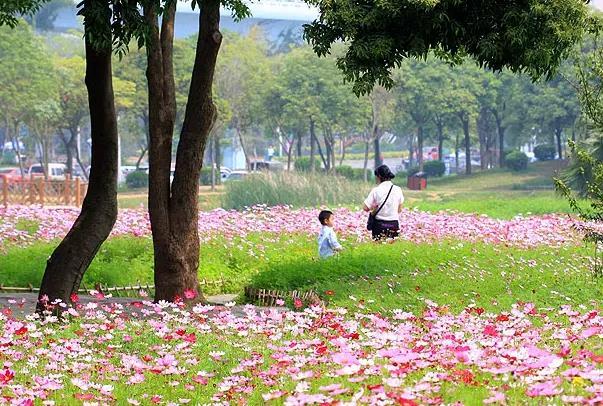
[363,190,374,212]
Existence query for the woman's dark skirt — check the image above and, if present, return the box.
[372,219,400,240]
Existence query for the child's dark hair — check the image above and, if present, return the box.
[318,210,333,225]
[374,164,395,180]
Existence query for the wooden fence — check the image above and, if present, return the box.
[244,286,323,307]
[1,176,87,207]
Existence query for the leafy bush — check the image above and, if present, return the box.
[407,166,420,177]
[534,144,556,161]
[335,165,354,180]
[125,170,148,189]
[505,151,529,171]
[423,160,446,177]
[336,166,372,181]
[294,157,322,172]
[200,167,214,185]
[1,150,16,165]
[222,171,371,209]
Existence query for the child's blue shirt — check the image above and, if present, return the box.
[318,225,342,259]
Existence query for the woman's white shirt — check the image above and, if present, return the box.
[364,181,404,221]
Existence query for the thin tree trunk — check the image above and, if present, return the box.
[313,131,328,171]
[339,136,347,167]
[296,131,302,158]
[363,139,369,182]
[214,131,221,181]
[462,115,471,175]
[135,147,148,170]
[494,112,506,168]
[10,121,25,178]
[417,126,424,170]
[374,130,382,169]
[437,121,444,162]
[408,133,414,169]
[455,132,460,174]
[309,119,316,172]
[36,19,118,312]
[555,126,563,159]
[286,138,293,171]
[237,127,251,170]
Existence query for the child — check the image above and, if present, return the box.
[318,210,343,259]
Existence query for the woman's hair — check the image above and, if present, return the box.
[318,210,333,225]
[374,165,395,181]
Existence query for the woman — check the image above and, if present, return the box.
[363,165,404,240]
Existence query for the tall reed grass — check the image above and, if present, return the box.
[221,172,372,209]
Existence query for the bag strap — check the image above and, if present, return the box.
[374,184,394,217]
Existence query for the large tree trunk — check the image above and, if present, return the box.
[147,0,221,302]
[36,24,118,312]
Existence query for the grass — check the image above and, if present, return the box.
[398,160,585,218]
[118,186,223,210]
[2,233,600,315]
[221,171,372,210]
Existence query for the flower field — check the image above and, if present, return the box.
[0,205,584,248]
[2,299,603,404]
[1,205,603,404]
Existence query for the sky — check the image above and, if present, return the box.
[174,0,603,21]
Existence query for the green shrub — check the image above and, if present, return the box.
[336,165,372,181]
[126,171,148,189]
[1,150,16,165]
[407,166,420,177]
[423,160,446,177]
[222,171,371,209]
[335,165,355,180]
[505,151,529,171]
[352,168,372,181]
[294,157,322,172]
[534,144,556,161]
[200,167,214,185]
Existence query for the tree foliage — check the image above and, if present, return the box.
[304,0,591,95]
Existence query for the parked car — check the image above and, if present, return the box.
[249,160,283,172]
[223,170,248,181]
[28,163,67,180]
[0,167,25,181]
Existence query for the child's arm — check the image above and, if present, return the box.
[328,230,343,252]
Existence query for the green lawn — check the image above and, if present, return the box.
[400,160,583,218]
[3,233,599,314]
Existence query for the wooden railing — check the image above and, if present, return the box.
[1,175,88,207]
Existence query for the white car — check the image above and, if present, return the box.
[28,163,67,180]
[223,170,248,181]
